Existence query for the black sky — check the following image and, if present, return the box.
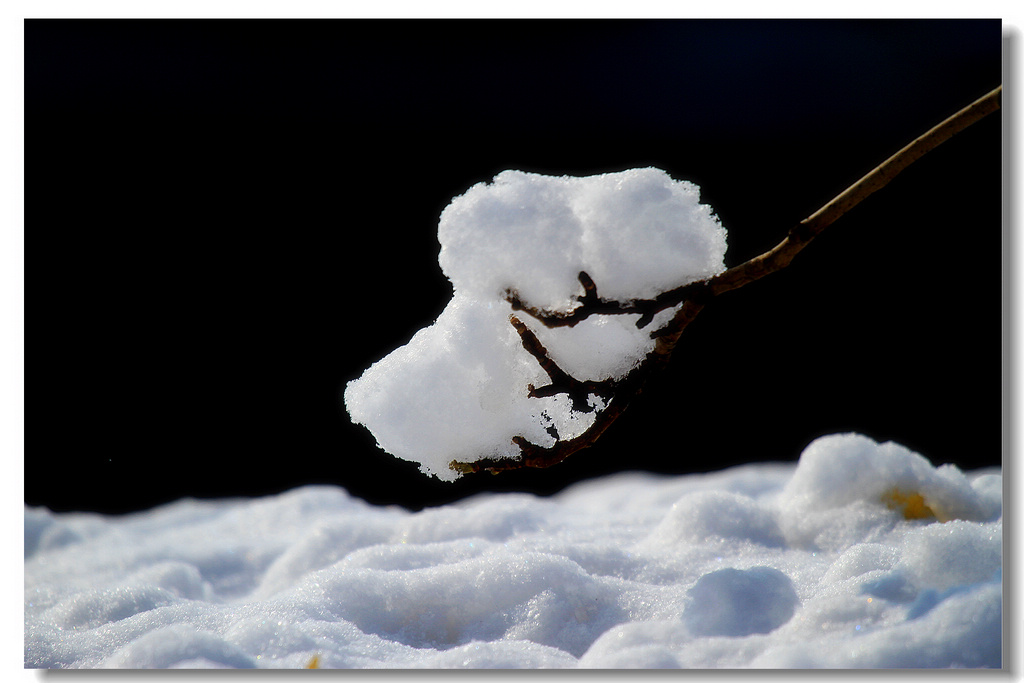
[26,19,1003,513]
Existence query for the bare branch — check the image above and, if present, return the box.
[508,86,1002,325]
[707,85,1002,298]
[450,85,1001,477]
[450,298,709,476]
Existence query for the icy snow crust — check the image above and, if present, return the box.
[345,169,727,479]
[25,434,1001,669]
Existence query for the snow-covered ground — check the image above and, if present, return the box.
[24,433,1001,669]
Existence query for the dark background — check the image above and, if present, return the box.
[26,19,1003,514]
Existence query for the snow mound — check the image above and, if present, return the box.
[438,168,727,307]
[25,434,1001,669]
[345,168,727,480]
[778,433,1001,550]
[682,566,799,637]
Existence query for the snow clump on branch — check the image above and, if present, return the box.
[344,168,727,480]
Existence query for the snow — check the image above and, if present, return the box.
[25,433,1001,669]
[437,168,726,307]
[345,168,727,479]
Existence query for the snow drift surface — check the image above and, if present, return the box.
[25,434,1001,669]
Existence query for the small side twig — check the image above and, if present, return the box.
[509,315,615,413]
[449,354,646,475]
[508,270,710,330]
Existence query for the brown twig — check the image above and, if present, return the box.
[450,85,1001,476]
[707,85,1002,298]
[511,86,1002,327]
[506,271,702,329]
[509,315,615,412]
[449,300,707,476]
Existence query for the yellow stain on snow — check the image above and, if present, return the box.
[880,488,942,521]
[306,654,321,669]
